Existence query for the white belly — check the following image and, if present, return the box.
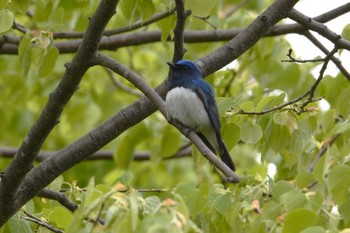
[165,87,212,131]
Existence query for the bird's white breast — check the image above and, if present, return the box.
[165,87,211,131]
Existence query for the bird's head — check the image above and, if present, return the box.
[167,60,201,76]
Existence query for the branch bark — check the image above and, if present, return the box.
[0,0,299,226]
[1,3,349,55]
[0,0,119,226]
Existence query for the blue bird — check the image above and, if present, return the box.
[165,60,236,171]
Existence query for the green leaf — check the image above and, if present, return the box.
[240,121,263,144]
[312,155,326,185]
[217,97,234,116]
[185,0,216,16]
[157,14,176,41]
[272,180,294,201]
[281,191,307,212]
[18,34,32,77]
[336,88,350,117]
[0,9,13,33]
[341,24,350,41]
[339,200,350,225]
[114,123,149,169]
[307,191,324,213]
[282,208,318,233]
[12,0,30,14]
[273,112,289,125]
[158,125,181,157]
[328,165,350,205]
[144,196,161,214]
[6,215,32,233]
[296,172,314,189]
[265,120,291,152]
[222,123,240,150]
[300,226,326,233]
[175,182,205,216]
[137,0,155,22]
[50,206,73,229]
[39,46,58,76]
[120,0,137,22]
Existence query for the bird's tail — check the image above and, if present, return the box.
[197,133,236,171]
[218,140,236,171]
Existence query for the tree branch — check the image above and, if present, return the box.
[303,31,350,81]
[198,0,299,76]
[21,210,63,233]
[238,46,338,115]
[308,134,340,173]
[37,188,78,212]
[0,0,119,226]
[172,0,190,62]
[53,8,175,39]
[2,3,349,55]
[288,9,350,51]
[0,146,192,162]
[1,0,300,225]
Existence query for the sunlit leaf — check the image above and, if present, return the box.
[185,0,216,16]
[0,9,13,33]
[300,226,326,233]
[328,165,350,205]
[50,206,73,229]
[282,208,318,233]
[158,125,181,157]
[240,121,263,144]
[281,191,307,212]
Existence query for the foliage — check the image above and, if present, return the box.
[1,0,350,232]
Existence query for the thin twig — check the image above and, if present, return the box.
[237,47,339,115]
[105,68,143,97]
[22,210,63,233]
[308,134,340,172]
[53,8,176,39]
[193,15,217,29]
[281,49,325,63]
[303,31,350,81]
[288,8,350,50]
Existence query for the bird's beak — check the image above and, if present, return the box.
[167,62,176,69]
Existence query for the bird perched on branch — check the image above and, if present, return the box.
[165,60,236,171]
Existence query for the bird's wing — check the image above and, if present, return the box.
[194,79,236,171]
[193,79,221,137]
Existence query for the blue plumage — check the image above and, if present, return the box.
[165,60,236,171]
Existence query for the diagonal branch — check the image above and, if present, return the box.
[3,2,349,55]
[288,9,350,51]
[303,31,350,81]
[238,46,339,115]
[94,53,240,181]
[198,0,299,76]
[37,188,78,212]
[0,0,120,227]
[7,0,298,223]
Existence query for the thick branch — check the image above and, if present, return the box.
[198,0,299,76]
[2,3,350,55]
[0,146,191,161]
[172,0,190,62]
[94,53,240,181]
[1,0,299,225]
[0,0,119,227]
[288,9,350,50]
[303,31,350,81]
[37,188,78,212]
